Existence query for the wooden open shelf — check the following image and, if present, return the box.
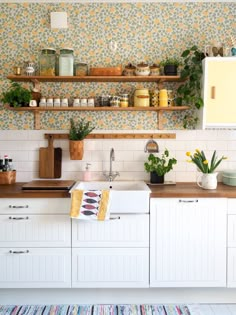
[7,75,183,83]
[5,105,190,130]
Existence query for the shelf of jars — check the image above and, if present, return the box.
[7,75,183,83]
[5,105,190,130]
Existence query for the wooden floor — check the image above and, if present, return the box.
[189,304,236,315]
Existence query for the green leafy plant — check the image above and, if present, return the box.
[186,149,227,173]
[183,114,199,129]
[176,45,205,109]
[144,149,177,176]
[1,82,31,108]
[69,118,95,141]
[160,57,181,67]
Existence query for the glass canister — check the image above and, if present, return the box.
[59,48,74,76]
[39,48,56,76]
[75,62,88,76]
[134,89,150,107]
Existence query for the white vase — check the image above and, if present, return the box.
[197,172,218,190]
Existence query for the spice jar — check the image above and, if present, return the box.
[134,89,150,107]
[59,48,74,76]
[39,48,56,76]
[75,62,88,76]
[120,94,129,107]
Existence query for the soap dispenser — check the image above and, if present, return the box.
[83,163,91,181]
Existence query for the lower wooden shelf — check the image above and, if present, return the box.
[5,105,190,130]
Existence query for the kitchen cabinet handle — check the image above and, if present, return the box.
[9,250,29,254]
[9,205,29,209]
[179,199,198,203]
[110,216,121,220]
[8,216,29,220]
[211,86,215,99]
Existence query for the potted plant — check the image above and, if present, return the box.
[160,57,181,76]
[69,118,95,160]
[1,82,31,108]
[175,45,205,109]
[144,149,177,184]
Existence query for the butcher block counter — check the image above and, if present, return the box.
[0,182,236,198]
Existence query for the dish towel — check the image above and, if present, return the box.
[70,190,111,221]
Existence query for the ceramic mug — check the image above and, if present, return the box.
[29,100,37,107]
[197,173,218,190]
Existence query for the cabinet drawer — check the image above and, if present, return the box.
[72,214,149,247]
[72,247,149,288]
[0,198,70,214]
[228,215,236,247]
[0,215,71,247]
[0,248,71,288]
[228,199,236,214]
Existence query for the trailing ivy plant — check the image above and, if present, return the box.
[1,82,31,108]
[175,45,205,109]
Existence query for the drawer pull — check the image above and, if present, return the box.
[9,205,29,209]
[9,216,29,220]
[110,216,121,220]
[179,200,198,203]
[9,250,29,254]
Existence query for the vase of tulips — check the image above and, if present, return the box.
[186,149,227,189]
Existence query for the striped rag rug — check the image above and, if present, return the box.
[0,304,193,315]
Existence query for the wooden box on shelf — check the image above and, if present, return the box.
[0,171,16,184]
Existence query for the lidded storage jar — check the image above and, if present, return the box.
[39,48,56,76]
[59,48,74,76]
[134,89,150,107]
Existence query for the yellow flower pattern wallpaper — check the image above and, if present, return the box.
[0,2,235,130]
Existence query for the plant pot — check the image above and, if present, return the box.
[164,65,177,76]
[150,172,164,184]
[69,140,84,160]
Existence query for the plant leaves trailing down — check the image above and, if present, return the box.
[1,82,31,108]
[69,118,95,141]
[176,45,205,109]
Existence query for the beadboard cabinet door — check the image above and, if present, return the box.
[72,247,149,288]
[150,198,227,287]
[0,248,71,288]
[199,57,236,129]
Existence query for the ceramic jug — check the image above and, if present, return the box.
[197,172,218,190]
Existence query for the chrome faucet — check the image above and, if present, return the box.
[103,148,120,182]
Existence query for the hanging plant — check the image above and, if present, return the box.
[175,45,205,109]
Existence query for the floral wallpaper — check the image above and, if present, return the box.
[0,2,235,130]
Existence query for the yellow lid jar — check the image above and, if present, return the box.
[134,89,150,107]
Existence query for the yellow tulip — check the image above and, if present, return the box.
[203,160,208,164]
[186,151,191,157]
[195,149,200,153]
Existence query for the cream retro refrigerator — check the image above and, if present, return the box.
[199,57,236,129]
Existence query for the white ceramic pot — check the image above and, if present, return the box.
[135,63,150,76]
[197,172,218,190]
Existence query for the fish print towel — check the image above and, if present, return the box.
[70,190,111,221]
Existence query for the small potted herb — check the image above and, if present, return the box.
[69,118,95,160]
[160,57,181,76]
[1,82,31,108]
[144,149,177,184]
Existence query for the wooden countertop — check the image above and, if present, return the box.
[0,182,70,198]
[0,182,236,198]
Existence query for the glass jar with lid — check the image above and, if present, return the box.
[59,48,74,76]
[39,48,56,76]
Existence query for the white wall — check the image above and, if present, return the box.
[0,129,235,183]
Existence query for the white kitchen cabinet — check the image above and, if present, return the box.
[150,198,227,287]
[0,199,71,288]
[72,247,149,288]
[199,57,236,129]
[72,214,149,288]
[227,199,236,287]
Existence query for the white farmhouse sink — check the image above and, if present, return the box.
[71,181,151,213]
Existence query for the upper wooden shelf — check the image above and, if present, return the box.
[7,75,182,83]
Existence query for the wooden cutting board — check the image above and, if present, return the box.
[22,180,75,190]
[39,136,62,178]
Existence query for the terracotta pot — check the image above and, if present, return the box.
[69,140,84,160]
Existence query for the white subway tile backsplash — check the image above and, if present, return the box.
[1,129,235,183]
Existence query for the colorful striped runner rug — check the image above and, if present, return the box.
[0,304,193,315]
